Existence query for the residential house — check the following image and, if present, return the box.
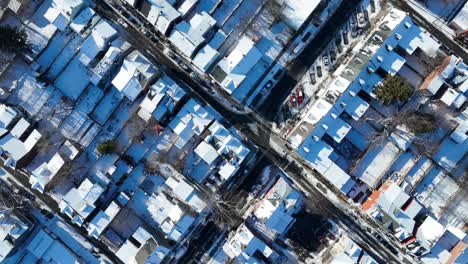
[164,175,207,213]
[87,192,130,239]
[29,153,65,193]
[0,211,30,262]
[0,105,41,169]
[112,50,159,101]
[138,75,187,123]
[421,227,467,264]
[20,229,80,263]
[362,179,423,242]
[59,178,106,226]
[144,191,196,242]
[210,224,282,264]
[251,176,302,237]
[168,11,216,58]
[212,36,263,96]
[139,0,181,35]
[329,235,378,264]
[45,0,87,31]
[116,226,171,264]
[168,99,214,150]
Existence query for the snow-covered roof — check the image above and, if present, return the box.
[432,123,468,172]
[30,153,65,193]
[116,226,168,264]
[222,224,279,263]
[216,36,263,94]
[87,201,121,239]
[26,229,79,264]
[253,177,301,235]
[352,140,400,188]
[414,167,460,218]
[275,0,321,30]
[51,0,86,18]
[0,129,41,165]
[80,20,118,63]
[144,0,181,35]
[168,99,214,148]
[450,2,468,32]
[0,212,28,262]
[10,118,30,138]
[0,104,18,129]
[112,51,158,101]
[194,141,219,164]
[416,216,445,251]
[69,7,95,34]
[193,44,220,72]
[139,75,186,121]
[145,192,194,241]
[59,140,79,160]
[60,178,105,222]
[169,11,216,57]
[165,176,194,202]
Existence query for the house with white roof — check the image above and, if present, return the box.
[44,0,87,31]
[252,176,302,237]
[112,50,159,101]
[54,19,119,100]
[361,179,423,242]
[0,105,41,169]
[168,99,214,149]
[193,30,226,72]
[168,11,216,58]
[79,19,118,66]
[419,55,467,109]
[405,216,446,256]
[144,191,196,242]
[275,0,323,30]
[90,46,122,85]
[69,6,96,35]
[188,120,250,185]
[432,112,468,173]
[212,36,263,95]
[116,226,170,264]
[59,178,106,226]
[165,175,207,213]
[29,153,65,193]
[0,211,30,262]
[139,0,181,35]
[421,226,467,264]
[449,2,468,34]
[87,192,129,239]
[0,104,18,129]
[413,166,465,226]
[329,235,378,264]
[210,223,282,264]
[21,229,80,264]
[138,75,187,122]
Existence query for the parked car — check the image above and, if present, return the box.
[330,49,337,62]
[357,12,367,28]
[310,70,316,84]
[342,29,349,45]
[322,55,331,71]
[316,65,323,78]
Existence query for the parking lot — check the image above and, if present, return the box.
[280,0,382,131]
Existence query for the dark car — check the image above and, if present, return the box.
[316,65,323,78]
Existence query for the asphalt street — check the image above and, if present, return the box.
[91,0,415,263]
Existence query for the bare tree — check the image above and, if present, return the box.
[264,0,284,24]
[144,152,161,174]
